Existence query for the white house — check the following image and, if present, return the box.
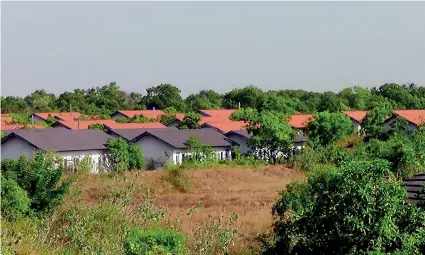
[130,128,233,165]
[383,110,425,132]
[342,111,367,133]
[1,129,110,173]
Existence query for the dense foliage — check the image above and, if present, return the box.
[307,111,353,147]
[262,159,425,255]
[106,137,144,172]
[1,151,72,216]
[2,83,424,116]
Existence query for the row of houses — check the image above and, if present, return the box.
[1,125,308,172]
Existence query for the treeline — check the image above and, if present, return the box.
[2,82,425,115]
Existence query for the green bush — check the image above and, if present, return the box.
[124,227,187,255]
[1,175,31,216]
[106,137,144,172]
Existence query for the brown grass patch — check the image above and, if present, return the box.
[66,165,304,253]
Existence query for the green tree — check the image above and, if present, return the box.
[24,89,57,112]
[317,92,346,112]
[185,90,223,111]
[247,111,294,164]
[258,93,298,115]
[307,111,353,147]
[361,101,393,141]
[88,124,106,132]
[222,85,265,109]
[185,135,215,162]
[263,159,425,255]
[106,137,144,171]
[141,84,186,111]
[230,107,259,122]
[1,151,72,216]
[1,96,29,113]
[176,112,201,130]
[159,107,178,125]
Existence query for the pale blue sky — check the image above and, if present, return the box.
[1,1,424,97]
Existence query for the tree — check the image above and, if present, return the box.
[230,107,259,122]
[185,90,222,111]
[1,151,72,215]
[106,137,144,172]
[222,85,265,109]
[317,92,346,112]
[88,124,106,132]
[258,93,298,115]
[1,175,31,216]
[24,89,57,112]
[176,112,201,130]
[141,84,186,111]
[361,101,393,141]
[1,96,29,113]
[307,111,353,147]
[247,111,294,164]
[263,159,425,255]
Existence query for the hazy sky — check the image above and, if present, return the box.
[2,1,425,98]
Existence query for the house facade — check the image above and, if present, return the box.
[131,128,232,165]
[1,129,110,173]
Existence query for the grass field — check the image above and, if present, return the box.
[68,165,304,253]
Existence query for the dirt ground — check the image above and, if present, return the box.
[70,165,304,253]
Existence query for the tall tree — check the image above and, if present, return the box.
[141,84,186,111]
[307,111,353,147]
[222,85,264,109]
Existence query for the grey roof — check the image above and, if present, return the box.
[225,129,308,143]
[107,128,176,141]
[2,129,110,152]
[404,173,425,204]
[132,128,232,149]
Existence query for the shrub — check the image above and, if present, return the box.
[262,159,425,255]
[106,137,144,172]
[124,227,187,255]
[1,151,72,216]
[165,167,192,192]
[1,175,31,216]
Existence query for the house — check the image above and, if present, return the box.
[130,128,233,165]
[342,111,367,133]
[288,114,313,133]
[198,121,248,134]
[30,112,81,123]
[165,110,237,128]
[104,122,167,130]
[52,119,118,130]
[110,109,164,120]
[404,172,425,204]
[384,110,425,132]
[105,128,174,141]
[225,129,309,156]
[1,129,111,173]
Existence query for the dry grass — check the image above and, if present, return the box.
[66,165,304,253]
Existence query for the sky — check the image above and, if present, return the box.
[1,1,425,98]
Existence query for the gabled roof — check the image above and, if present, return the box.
[1,129,110,152]
[53,120,118,130]
[393,110,425,126]
[112,110,164,119]
[132,128,232,149]
[199,109,237,119]
[104,122,167,130]
[1,123,46,131]
[404,172,425,204]
[31,112,81,121]
[225,129,308,143]
[198,121,248,133]
[342,111,367,122]
[288,114,313,129]
[106,128,174,141]
[164,113,233,126]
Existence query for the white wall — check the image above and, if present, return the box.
[352,120,361,133]
[1,137,36,160]
[172,147,231,165]
[226,134,251,155]
[134,135,174,163]
[58,150,109,174]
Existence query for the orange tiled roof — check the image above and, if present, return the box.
[199,109,237,119]
[201,121,248,133]
[33,112,81,121]
[115,110,164,119]
[288,114,313,129]
[1,123,46,131]
[104,122,167,130]
[56,120,117,130]
[394,110,425,126]
[1,115,13,124]
[342,111,368,122]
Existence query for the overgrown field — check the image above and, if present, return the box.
[2,165,304,254]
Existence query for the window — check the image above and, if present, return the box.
[175,153,180,164]
[221,152,225,160]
